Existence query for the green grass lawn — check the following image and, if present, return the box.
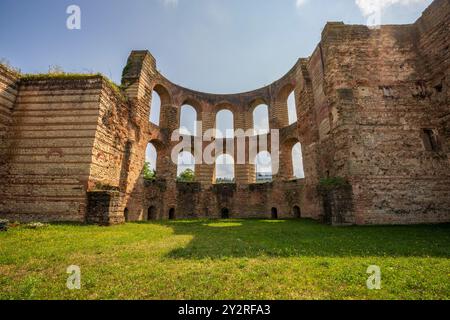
[0,219,449,300]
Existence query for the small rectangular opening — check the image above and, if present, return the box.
[434,83,443,93]
[421,129,440,152]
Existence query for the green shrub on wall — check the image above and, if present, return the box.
[143,162,156,181]
[177,169,195,182]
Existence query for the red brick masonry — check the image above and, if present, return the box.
[0,0,449,225]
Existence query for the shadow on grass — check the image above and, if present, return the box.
[155,219,450,259]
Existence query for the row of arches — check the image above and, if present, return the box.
[145,142,305,182]
[149,90,298,136]
[269,206,302,219]
[124,206,177,222]
[140,205,302,221]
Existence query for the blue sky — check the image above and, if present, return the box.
[1,0,433,179]
[0,0,432,93]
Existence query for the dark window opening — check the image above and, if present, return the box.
[148,206,157,221]
[271,208,278,220]
[169,208,175,220]
[293,206,301,219]
[221,208,230,219]
[422,129,440,152]
[124,208,129,222]
[434,83,443,93]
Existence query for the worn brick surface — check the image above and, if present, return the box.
[0,0,448,225]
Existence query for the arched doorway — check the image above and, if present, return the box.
[293,206,301,219]
[169,208,175,220]
[148,206,157,221]
[221,208,230,219]
[271,207,278,220]
[124,208,129,222]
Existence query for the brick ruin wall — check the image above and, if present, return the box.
[0,73,105,222]
[0,0,448,225]
[331,0,450,224]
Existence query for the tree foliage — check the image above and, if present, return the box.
[177,169,195,182]
[143,162,156,180]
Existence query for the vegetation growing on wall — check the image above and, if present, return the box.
[20,68,124,98]
[215,178,236,184]
[0,58,21,75]
[121,59,133,80]
[20,72,103,81]
[177,169,195,182]
[143,162,156,181]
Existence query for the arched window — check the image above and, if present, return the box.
[179,105,197,136]
[215,154,235,183]
[287,91,297,125]
[255,151,272,182]
[149,91,161,126]
[253,104,270,135]
[216,110,234,139]
[177,151,195,178]
[145,143,157,173]
[292,142,305,179]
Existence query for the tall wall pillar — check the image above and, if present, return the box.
[119,51,159,220]
[197,110,215,184]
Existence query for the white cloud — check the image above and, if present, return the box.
[162,0,178,8]
[296,0,309,8]
[355,0,427,16]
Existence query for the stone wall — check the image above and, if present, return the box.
[0,65,19,180]
[0,0,448,225]
[86,190,124,225]
[312,0,450,224]
[140,179,305,220]
[0,76,105,222]
[0,65,19,148]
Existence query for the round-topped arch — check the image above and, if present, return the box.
[277,137,305,180]
[274,83,298,128]
[250,98,270,136]
[179,98,201,136]
[149,84,172,126]
[179,97,202,113]
[215,104,236,139]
